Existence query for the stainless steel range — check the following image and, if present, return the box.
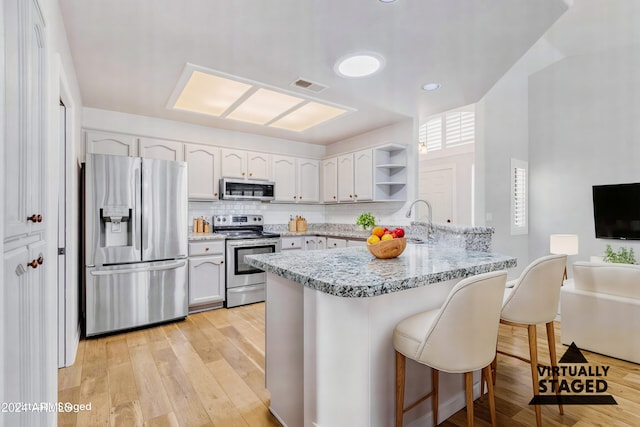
[213,215,280,308]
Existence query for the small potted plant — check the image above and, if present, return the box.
[356,212,376,231]
[603,244,636,264]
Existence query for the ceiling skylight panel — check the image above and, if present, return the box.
[173,71,252,116]
[269,102,347,132]
[226,88,304,125]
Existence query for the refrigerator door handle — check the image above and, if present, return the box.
[89,260,186,276]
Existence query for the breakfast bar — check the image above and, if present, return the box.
[246,243,516,427]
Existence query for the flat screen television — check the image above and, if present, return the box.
[593,183,640,240]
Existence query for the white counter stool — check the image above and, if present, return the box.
[489,254,567,427]
[393,270,507,427]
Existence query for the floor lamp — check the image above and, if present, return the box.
[550,234,579,282]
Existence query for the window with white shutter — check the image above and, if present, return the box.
[418,105,474,154]
[510,159,528,235]
[446,111,474,147]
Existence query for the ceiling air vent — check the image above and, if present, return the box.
[291,78,328,93]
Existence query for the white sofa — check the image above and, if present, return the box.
[561,261,640,364]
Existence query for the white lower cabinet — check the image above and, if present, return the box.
[304,236,327,250]
[188,241,225,312]
[281,236,304,252]
[327,238,348,249]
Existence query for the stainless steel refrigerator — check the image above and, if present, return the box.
[84,153,188,336]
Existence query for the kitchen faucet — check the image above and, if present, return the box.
[406,199,433,242]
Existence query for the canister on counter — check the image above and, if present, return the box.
[289,215,297,232]
[196,217,204,233]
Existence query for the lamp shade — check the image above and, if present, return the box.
[549,234,579,256]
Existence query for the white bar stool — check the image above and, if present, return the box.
[488,254,567,427]
[393,270,508,426]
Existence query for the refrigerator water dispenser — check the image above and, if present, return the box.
[101,206,132,248]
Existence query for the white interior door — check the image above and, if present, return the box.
[420,165,456,224]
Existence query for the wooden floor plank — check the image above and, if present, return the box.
[128,345,174,421]
[110,400,144,427]
[59,306,640,427]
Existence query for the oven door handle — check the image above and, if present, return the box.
[226,239,280,248]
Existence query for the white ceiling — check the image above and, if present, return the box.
[59,0,569,145]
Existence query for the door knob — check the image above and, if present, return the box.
[27,259,38,269]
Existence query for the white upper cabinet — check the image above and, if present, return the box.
[272,155,319,203]
[184,144,220,200]
[247,152,271,180]
[221,148,271,180]
[139,137,184,161]
[353,149,373,201]
[297,158,320,203]
[85,130,138,157]
[4,0,47,241]
[337,154,354,202]
[337,149,373,202]
[272,155,297,201]
[322,157,338,203]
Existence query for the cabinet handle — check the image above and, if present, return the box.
[293,196,297,199]
[220,260,224,264]
[37,256,44,265]
[249,172,253,177]
[333,195,336,199]
[349,194,353,198]
[242,172,246,176]
[291,242,295,246]
[214,192,218,197]
[27,214,42,222]
[354,194,358,198]
[27,259,38,269]
[299,195,302,200]
[205,247,209,252]
[306,241,309,244]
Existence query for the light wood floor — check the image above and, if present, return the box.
[59,304,640,426]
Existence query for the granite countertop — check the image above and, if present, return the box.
[246,243,516,298]
[188,233,227,241]
[278,229,371,240]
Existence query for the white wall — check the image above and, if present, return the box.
[529,46,640,265]
[83,107,326,160]
[476,37,564,275]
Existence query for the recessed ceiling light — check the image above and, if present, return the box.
[335,53,385,78]
[422,83,441,91]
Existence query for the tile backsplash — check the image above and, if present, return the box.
[188,200,412,232]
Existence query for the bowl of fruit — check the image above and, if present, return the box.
[366,227,407,259]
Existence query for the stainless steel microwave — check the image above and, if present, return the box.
[219,178,275,201]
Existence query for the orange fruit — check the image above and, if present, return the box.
[367,235,381,245]
[372,227,385,238]
[381,233,393,241]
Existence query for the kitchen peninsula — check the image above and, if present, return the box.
[246,242,516,427]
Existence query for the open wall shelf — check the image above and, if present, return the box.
[373,144,407,201]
